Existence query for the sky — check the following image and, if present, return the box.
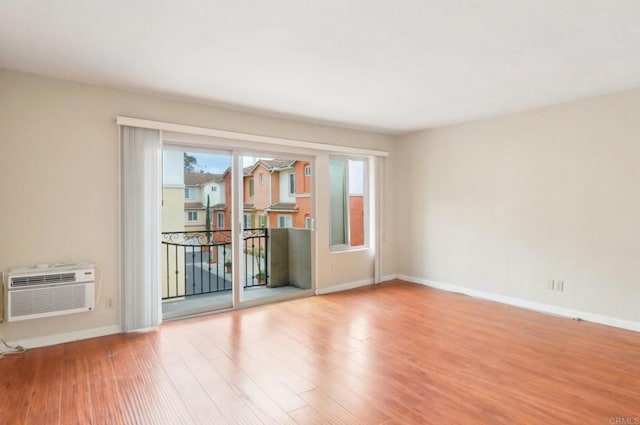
[190,154,265,174]
[190,153,231,174]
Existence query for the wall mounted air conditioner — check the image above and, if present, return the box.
[3,264,95,322]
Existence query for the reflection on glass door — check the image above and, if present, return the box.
[239,156,314,303]
[161,148,233,318]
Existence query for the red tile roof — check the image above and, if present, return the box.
[184,172,223,185]
[244,159,296,175]
[184,202,205,209]
[266,203,298,211]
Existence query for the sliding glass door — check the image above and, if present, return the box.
[160,146,315,318]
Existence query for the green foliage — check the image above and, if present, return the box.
[205,195,211,243]
[184,153,198,173]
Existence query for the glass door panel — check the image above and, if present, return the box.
[238,155,314,304]
[161,148,233,318]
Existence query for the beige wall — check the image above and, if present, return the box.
[0,69,396,344]
[396,88,640,323]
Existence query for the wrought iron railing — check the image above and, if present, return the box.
[161,228,268,301]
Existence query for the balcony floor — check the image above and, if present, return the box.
[162,285,306,316]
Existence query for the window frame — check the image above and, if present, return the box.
[278,214,292,228]
[217,212,225,228]
[187,211,198,222]
[288,172,295,195]
[243,213,253,230]
[304,165,311,176]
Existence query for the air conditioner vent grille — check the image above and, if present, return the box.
[10,272,76,287]
[10,284,89,319]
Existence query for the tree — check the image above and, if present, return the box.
[205,195,212,262]
[184,153,198,173]
[205,195,211,242]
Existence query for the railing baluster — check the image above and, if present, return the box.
[207,243,212,294]
[174,244,178,297]
[162,230,236,301]
[251,236,255,287]
[265,228,269,286]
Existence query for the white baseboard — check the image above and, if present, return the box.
[316,278,374,295]
[381,274,398,282]
[397,274,640,333]
[6,324,122,350]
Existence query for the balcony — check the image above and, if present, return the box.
[161,228,308,316]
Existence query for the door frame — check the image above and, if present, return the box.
[162,139,318,316]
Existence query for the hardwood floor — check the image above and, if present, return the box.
[1,280,639,424]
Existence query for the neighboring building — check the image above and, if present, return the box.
[208,159,322,232]
[242,159,313,230]
[184,172,225,231]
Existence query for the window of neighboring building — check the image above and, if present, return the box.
[217,212,224,228]
[249,178,255,197]
[187,211,198,222]
[288,173,296,195]
[304,165,311,176]
[305,216,313,229]
[259,173,264,183]
[259,215,267,228]
[329,157,367,249]
[185,188,195,199]
[211,186,217,192]
[278,214,292,228]
[243,214,253,230]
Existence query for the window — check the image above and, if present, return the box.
[329,158,367,248]
[278,214,292,228]
[288,173,296,195]
[217,212,224,228]
[184,188,195,199]
[304,165,311,176]
[259,173,264,182]
[211,186,217,192]
[187,211,198,222]
[243,214,253,229]
[249,178,255,197]
[305,216,313,229]
[259,215,267,228]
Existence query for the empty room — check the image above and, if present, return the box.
[1,1,639,424]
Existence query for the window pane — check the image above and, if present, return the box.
[289,173,295,194]
[329,159,347,245]
[348,160,365,247]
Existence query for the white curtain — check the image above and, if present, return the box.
[121,126,162,332]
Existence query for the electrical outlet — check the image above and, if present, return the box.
[547,280,564,292]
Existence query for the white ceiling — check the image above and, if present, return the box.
[2,1,640,134]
